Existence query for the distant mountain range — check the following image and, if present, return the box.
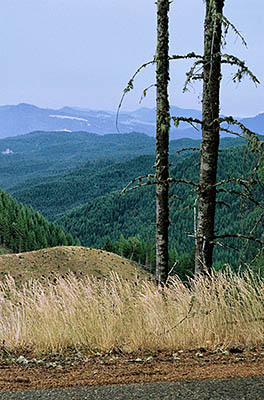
[1,103,263,139]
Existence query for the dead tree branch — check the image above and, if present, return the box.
[176,147,201,154]
[214,233,264,246]
[172,116,202,131]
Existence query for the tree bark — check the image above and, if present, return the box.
[195,0,225,275]
[155,0,170,285]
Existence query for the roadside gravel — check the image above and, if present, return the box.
[1,377,264,400]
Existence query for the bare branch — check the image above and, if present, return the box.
[213,240,240,253]
[169,52,203,61]
[218,116,264,151]
[139,84,156,104]
[124,181,156,193]
[221,54,260,85]
[169,52,204,91]
[116,58,156,131]
[214,177,253,187]
[167,177,199,187]
[183,60,204,92]
[216,187,264,210]
[121,174,199,197]
[249,212,264,237]
[116,52,203,132]
[172,116,202,131]
[120,174,156,196]
[176,147,201,154]
[219,127,247,140]
[214,233,264,246]
[220,15,248,48]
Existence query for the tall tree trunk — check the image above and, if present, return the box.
[155,0,170,285]
[195,0,224,275]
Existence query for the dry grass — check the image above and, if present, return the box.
[0,268,263,357]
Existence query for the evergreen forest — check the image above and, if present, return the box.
[56,145,263,277]
[0,188,80,254]
[1,131,262,279]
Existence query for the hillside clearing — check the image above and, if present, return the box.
[0,246,151,286]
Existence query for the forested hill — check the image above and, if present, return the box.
[8,136,249,222]
[9,155,159,221]
[1,129,262,271]
[0,189,80,254]
[57,145,263,269]
[0,130,247,190]
[0,131,155,190]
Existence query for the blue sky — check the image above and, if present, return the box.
[1,0,263,116]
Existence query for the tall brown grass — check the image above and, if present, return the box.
[0,269,263,356]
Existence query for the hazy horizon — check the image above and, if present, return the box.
[2,1,263,117]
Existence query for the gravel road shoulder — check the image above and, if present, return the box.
[1,377,264,400]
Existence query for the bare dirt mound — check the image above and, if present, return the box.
[0,246,152,285]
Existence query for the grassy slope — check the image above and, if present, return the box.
[0,246,152,286]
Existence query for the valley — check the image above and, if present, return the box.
[0,126,262,276]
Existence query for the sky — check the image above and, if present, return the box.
[1,0,263,117]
